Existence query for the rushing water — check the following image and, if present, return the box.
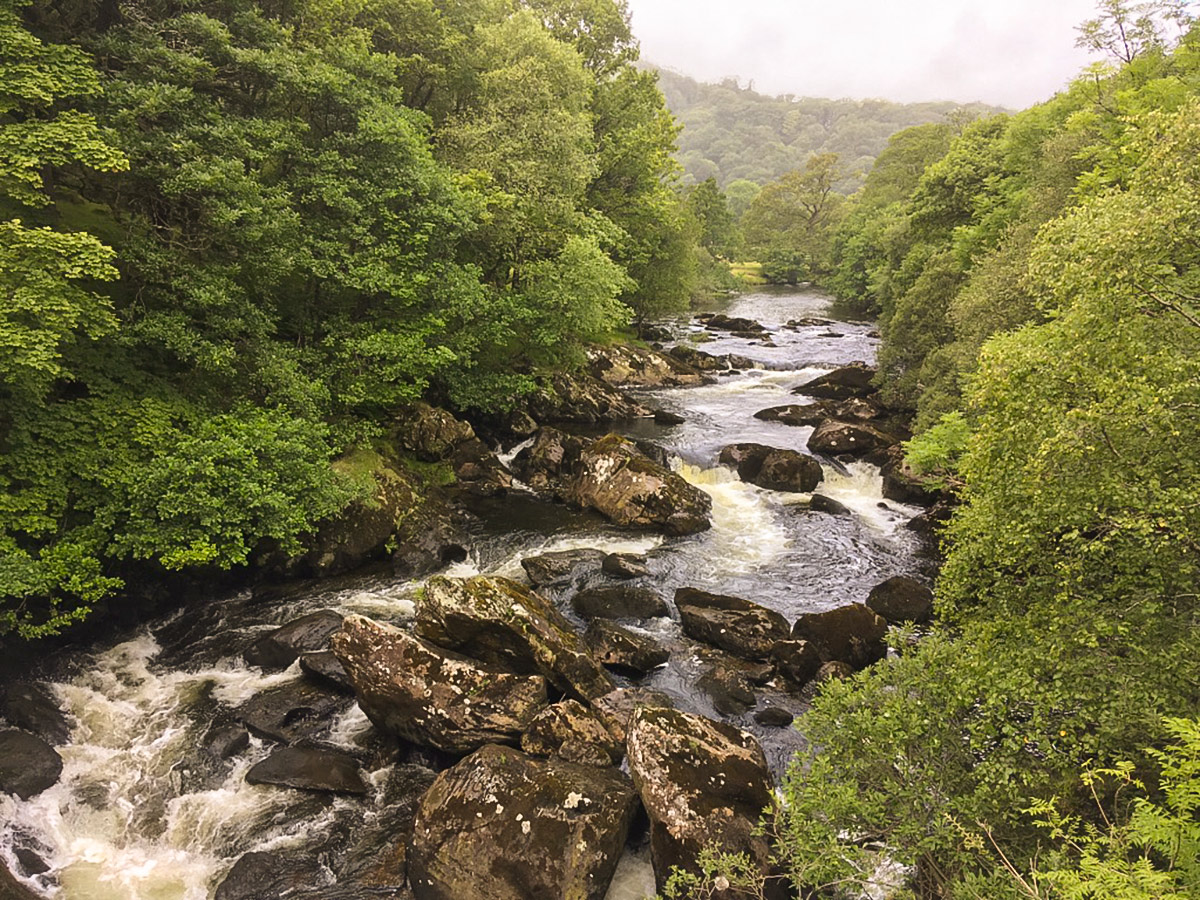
[1,287,927,900]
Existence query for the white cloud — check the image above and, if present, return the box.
[625,0,1100,106]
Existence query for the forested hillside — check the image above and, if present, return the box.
[723,5,1200,899]
[655,66,1002,191]
[0,0,697,637]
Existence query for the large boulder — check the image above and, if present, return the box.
[718,443,823,493]
[566,435,712,535]
[416,576,614,702]
[392,402,476,462]
[243,609,344,670]
[511,428,587,495]
[770,639,822,688]
[526,372,652,425]
[675,588,790,661]
[793,364,876,401]
[591,688,675,744]
[409,744,638,900]
[0,730,63,799]
[520,700,623,767]
[791,604,888,670]
[1,683,71,746]
[587,344,707,388]
[865,576,934,624]
[331,615,548,754]
[584,619,669,676]
[452,438,514,497]
[235,679,352,745]
[601,552,651,580]
[626,707,775,893]
[215,852,329,900]
[244,745,368,795]
[807,420,894,457]
[571,585,669,621]
[755,396,883,427]
[878,445,939,505]
[520,548,606,589]
[704,314,766,334]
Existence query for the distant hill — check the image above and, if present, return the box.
[652,67,1005,192]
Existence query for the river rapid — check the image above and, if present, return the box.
[1,287,929,900]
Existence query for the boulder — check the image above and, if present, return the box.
[520,700,623,767]
[697,664,756,716]
[392,402,475,462]
[0,730,63,799]
[409,744,638,900]
[591,688,675,744]
[705,314,765,334]
[667,345,733,372]
[525,372,652,426]
[565,435,712,536]
[755,397,883,428]
[245,745,368,795]
[754,707,794,727]
[215,852,329,900]
[235,679,352,745]
[652,408,686,426]
[587,344,706,388]
[626,707,775,893]
[878,446,938,505]
[520,548,606,589]
[243,609,344,670]
[417,576,614,702]
[298,650,355,693]
[335,764,436,894]
[807,420,894,457]
[571,585,669,621]
[452,438,513,497]
[770,639,822,688]
[718,443,823,493]
[675,588,790,661]
[814,660,855,683]
[331,615,548,754]
[865,576,934,624]
[793,364,876,401]
[791,604,888,670]
[601,552,651,580]
[511,428,587,495]
[809,494,851,516]
[584,620,669,676]
[1,683,71,745]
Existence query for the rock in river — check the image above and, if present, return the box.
[718,443,823,493]
[409,744,638,900]
[1,683,71,746]
[520,700,623,767]
[791,603,888,670]
[0,730,63,800]
[416,576,615,702]
[626,707,776,894]
[243,609,344,670]
[866,575,934,624]
[332,615,548,755]
[675,587,790,661]
[245,745,368,795]
[235,679,351,745]
[584,619,669,676]
[520,548,605,589]
[807,419,894,457]
[793,363,876,401]
[571,585,669,621]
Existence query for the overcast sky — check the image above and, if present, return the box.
[626,0,1102,107]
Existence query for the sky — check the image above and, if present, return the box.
[625,0,1103,108]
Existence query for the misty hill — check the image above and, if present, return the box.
[654,67,1004,191]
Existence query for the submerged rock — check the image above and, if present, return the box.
[417,576,614,702]
[866,575,934,624]
[718,443,823,493]
[331,615,548,754]
[792,604,888,670]
[336,764,437,895]
[245,745,368,795]
[626,707,776,894]
[571,585,669,621]
[0,730,63,799]
[793,363,877,401]
[520,700,623,767]
[409,744,638,900]
[243,609,344,670]
[520,548,605,589]
[235,679,351,745]
[675,588,790,661]
[584,619,669,676]
[215,851,329,900]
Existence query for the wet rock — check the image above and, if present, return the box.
[866,576,934,624]
[511,427,587,495]
[770,639,822,688]
[566,435,712,536]
[584,620,669,676]
[906,500,955,538]
[336,764,437,894]
[298,650,355,693]
[807,419,894,457]
[392,402,476,462]
[409,744,638,900]
[793,363,877,401]
[667,344,732,372]
[697,665,756,716]
[2,861,47,900]
[0,730,62,800]
[787,317,833,328]
[215,851,329,900]
[756,396,883,427]
[203,722,250,760]
[653,408,686,426]
[235,679,351,745]
[601,552,651,580]
[809,493,851,516]
[591,688,675,744]
[626,707,775,893]
[675,588,790,661]
[417,576,615,702]
[11,832,51,877]
[520,548,606,589]
[521,700,623,767]
[705,314,765,334]
[1,683,71,746]
[754,706,794,727]
[452,438,513,497]
[633,439,674,469]
[572,585,669,621]
[792,604,888,670]
[718,443,823,493]
[245,745,368,795]
[243,609,344,670]
[587,344,707,388]
[332,615,548,754]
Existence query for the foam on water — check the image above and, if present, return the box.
[817,461,923,535]
[676,462,790,573]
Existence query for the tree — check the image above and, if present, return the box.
[1076,0,1195,64]
[685,177,737,258]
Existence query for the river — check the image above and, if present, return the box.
[0,287,928,900]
